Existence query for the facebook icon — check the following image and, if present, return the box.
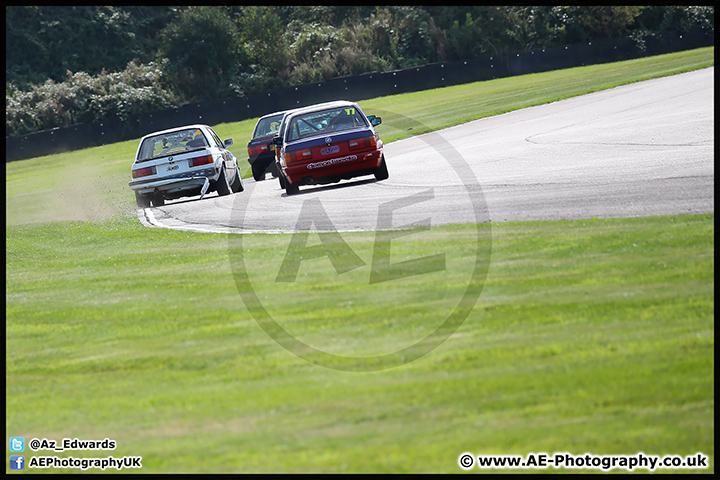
[10,454,25,470]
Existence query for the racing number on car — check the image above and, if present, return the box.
[344,108,355,115]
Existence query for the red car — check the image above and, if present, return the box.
[272,101,388,195]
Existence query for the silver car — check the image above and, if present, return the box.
[129,124,243,207]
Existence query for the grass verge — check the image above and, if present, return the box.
[6,213,714,473]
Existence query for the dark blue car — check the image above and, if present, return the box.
[247,110,293,181]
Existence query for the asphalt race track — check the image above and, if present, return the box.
[140,67,714,234]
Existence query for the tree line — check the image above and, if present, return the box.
[5,5,714,137]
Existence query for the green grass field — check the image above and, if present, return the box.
[6,47,714,473]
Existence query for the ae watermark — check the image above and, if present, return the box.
[228,110,492,371]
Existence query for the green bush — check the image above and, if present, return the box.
[6,61,176,136]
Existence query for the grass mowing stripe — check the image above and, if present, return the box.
[6,213,713,472]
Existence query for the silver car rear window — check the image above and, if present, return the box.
[138,128,208,161]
